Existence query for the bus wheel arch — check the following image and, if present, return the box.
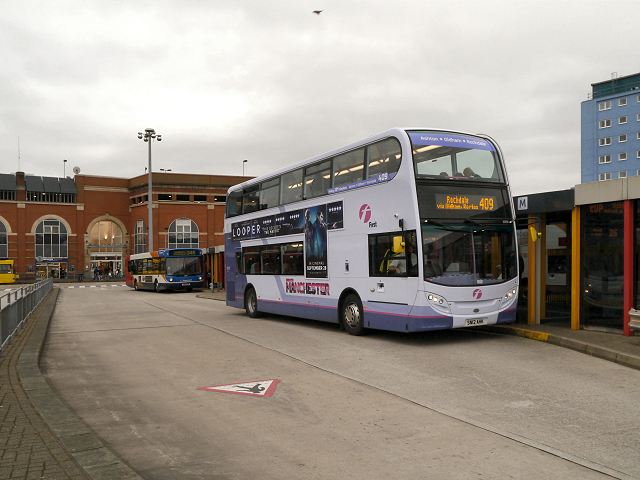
[244,284,261,318]
[339,289,365,336]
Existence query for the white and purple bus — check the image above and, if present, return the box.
[224,128,519,335]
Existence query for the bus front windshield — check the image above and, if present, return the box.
[410,131,505,182]
[422,223,517,286]
[165,256,203,277]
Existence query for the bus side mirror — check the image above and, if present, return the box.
[530,227,541,243]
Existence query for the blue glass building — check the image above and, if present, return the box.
[581,72,640,183]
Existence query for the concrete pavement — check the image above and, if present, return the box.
[198,288,640,372]
[0,287,141,480]
[3,285,639,479]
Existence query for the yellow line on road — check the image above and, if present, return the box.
[512,328,549,342]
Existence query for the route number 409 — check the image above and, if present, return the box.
[479,197,494,210]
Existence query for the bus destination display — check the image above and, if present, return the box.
[435,193,496,211]
[166,249,200,257]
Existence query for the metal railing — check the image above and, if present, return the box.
[0,279,53,355]
[629,309,640,331]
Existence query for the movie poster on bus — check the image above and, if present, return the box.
[304,204,328,278]
[326,201,344,230]
[275,209,304,236]
[253,215,279,238]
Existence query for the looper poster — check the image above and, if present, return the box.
[304,205,328,278]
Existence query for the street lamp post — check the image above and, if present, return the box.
[137,128,162,251]
[63,159,67,177]
[243,159,248,175]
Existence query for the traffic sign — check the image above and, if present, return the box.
[197,379,280,397]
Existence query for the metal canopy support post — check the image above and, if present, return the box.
[539,213,547,321]
[623,200,635,336]
[528,214,538,326]
[571,206,581,330]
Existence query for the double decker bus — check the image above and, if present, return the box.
[224,128,518,335]
[125,248,205,292]
[0,260,18,284]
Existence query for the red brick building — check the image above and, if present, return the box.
[0,171,247,281]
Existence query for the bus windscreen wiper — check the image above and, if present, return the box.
[423,219,458,232]
[464,218,483,227]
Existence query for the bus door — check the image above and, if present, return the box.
[369,232,417,307]
[228,246,247,305]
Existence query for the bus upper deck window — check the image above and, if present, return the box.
[334,148,365,188]
[260,178,280,210]
[367,138,401,179]
[304,160,331,200]
[242,185,259,214]
[226,190,243,218]
[281,169,303,205]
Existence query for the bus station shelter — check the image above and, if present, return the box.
[514,176,640,336]
[205,245,225,290]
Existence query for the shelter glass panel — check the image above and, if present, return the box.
[581,202,624,328]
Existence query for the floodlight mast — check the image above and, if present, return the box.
[137,128,161,251]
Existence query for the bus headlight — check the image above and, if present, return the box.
[427,293,445,305]
[504,288,517,299]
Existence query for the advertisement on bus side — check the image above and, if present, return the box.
[304,205,327,278]
[231,200,343,242]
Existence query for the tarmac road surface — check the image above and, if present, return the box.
[41,286,640,479]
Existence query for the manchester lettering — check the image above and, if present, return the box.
[285,279,330,296]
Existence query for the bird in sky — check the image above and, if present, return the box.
[313,10,323,14]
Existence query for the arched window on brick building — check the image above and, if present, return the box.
[168,218,199,249]
[90,221,123,250]
[34,219,69,279]
[135,220,146,253]
[88,220,124,277]
[0,220,7,258]
[35,219,68,258]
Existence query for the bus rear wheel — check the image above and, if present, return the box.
[342,293,365,336]
[245,287,261,318]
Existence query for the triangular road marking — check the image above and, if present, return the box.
[197,379,280,397]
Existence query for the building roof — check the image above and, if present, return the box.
[0,174,16,191]
[59,177,77,194]
[591,72,640,99]
[513,188,575,215]
[25,176,44,192]
[42,177,61,193]
[23,175,77,194]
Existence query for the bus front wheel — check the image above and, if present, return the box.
[245,287,261,318]
[342,293,365,336]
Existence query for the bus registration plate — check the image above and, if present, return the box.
[465,318,486,326]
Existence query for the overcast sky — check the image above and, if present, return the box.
[2,0,639,196]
